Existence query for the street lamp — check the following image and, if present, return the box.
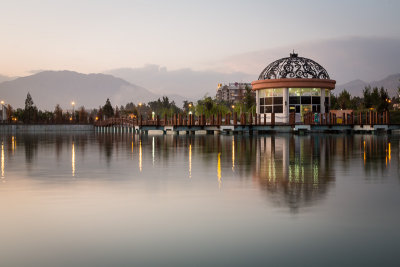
[0,100,6,123]
[71,101,75,122]
[188,102,193,114]
[138,102,142,117]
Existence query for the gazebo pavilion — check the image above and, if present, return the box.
[251,53,336,123]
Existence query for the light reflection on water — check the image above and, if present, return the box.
[0,133,399,267]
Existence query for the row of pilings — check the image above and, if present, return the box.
[94,111,391,127]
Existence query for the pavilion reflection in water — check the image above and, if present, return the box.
[254,135,335,212]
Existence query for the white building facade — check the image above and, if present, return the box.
[251,53,336,123]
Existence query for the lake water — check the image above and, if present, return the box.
[0,132,399,267]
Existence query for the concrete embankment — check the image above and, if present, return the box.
[0,124,94,133]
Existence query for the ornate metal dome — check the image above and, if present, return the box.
[258,53,330,80]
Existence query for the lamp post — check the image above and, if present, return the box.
[71,101,75,122]
[0,100,5,123]
[138,102,142,117]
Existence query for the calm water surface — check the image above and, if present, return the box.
[0,133,399,267]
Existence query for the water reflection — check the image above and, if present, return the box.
[139,139,142,172]
[72,141,75,177]
[1,141,4,178]
[0,133,398,211]
[254,135,334,212]
[189,143,192,178]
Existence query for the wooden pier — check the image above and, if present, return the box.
[94,111,400,134]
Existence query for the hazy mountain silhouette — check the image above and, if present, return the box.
[106,65,254,99]
[0,74,14,83]
[0,71,159,110]
[336,73,400,97]
[212,36,400,85]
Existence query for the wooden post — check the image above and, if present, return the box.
[249,113,253,125]
[386,111,390,124]
[233,112,237,126]
[264,114,266,125]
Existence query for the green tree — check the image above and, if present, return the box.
[337,89,352,109]
[363,86,373,109]
[78,106,88,123]
[102,98,114,118]
[6,104,13,123]
[23,92,37,123]
[115,106,120,118]
[54,104,63,123]
[243,85,256,112]
[330,94,339,109]
[378,87,389,112]
[97,107,103,121]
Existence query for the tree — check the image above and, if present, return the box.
[78,106,88,123]
[337,89,352,109]
[378,87,389,112]
[115,106,120,118]
[54,104,63,123]
[97,107,103,121]
[330,94,339,109]
[6,104,13,123]
[350,96,363,110]
[243,85,255,112]
[102,98,114,118]
[24,92,37,123]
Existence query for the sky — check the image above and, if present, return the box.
[1,0,400,77]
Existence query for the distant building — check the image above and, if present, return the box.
[216,82,254,103]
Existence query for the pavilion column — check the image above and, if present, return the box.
[283,88,289,123]
[256,90,259,114]
[320,88,325,114]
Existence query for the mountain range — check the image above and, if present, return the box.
[0,70,399,111]
[335,73,400,97]
[0,71,187,111]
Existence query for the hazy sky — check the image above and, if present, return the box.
[1,0,399,77]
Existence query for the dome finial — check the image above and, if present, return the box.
[290,50,298,58]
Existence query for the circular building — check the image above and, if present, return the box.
[251,53,336,123]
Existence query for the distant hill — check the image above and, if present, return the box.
[336,73,400,97]
[106,65,254,100]
[0,71,160,110]
[0,74,14,83]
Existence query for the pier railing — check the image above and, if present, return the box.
[94,111,391,127]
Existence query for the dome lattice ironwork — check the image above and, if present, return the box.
[258,53,330,80]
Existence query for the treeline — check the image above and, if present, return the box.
[331,86,395,112]
[3,87,256,124]
[5,93,93,124]
[11,84,400,123]
[95,86,256,121]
